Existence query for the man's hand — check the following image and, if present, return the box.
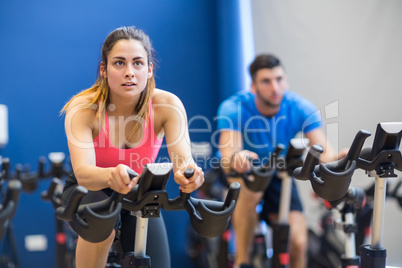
[230,150,259,174]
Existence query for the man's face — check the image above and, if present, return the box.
[251,66,288,108]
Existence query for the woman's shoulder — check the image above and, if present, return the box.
[151,88,186,127]
[64,93,98,122]
[152,88,183,107]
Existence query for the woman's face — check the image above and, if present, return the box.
[101,39,153,101]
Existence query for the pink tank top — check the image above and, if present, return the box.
[93,103,163,174]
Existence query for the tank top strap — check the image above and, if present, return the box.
[104,108,110,135]
[147,100,154,134]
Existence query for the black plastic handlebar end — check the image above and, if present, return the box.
[223,182,240,208]
[38,156,47,177]
[184,168,195,178]
[292,167,305,181]
[55,185,88,221]
[2,157,10,168]
[4,179,22,207]
[274,144,286,155]
[180,168,195,199]
[347,130,371,161]
[127,169,139,179]
[293,145,323,181]
[311,144,324,155]
[229,181,241,191]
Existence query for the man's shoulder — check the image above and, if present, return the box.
[283,90,307,103]
[282,90,316,109]
[220,91,253,108]
[218,91,254,117]
[224,90,253,103]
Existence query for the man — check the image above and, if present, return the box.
[217,54,344,268]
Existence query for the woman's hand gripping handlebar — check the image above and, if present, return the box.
[293,130,371,203]
[55,163,240,242]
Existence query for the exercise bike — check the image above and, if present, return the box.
[306,186,372,268]
[0,157,22,241]
[39,153,77,268]
[294,122,402,268]
[227,138,308,268]
[0,157,22,267]
[17,152,76,268]
[56,163,241,268]
[306,173,402,268]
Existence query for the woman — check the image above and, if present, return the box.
[61,26,204,268]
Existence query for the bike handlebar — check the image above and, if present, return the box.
[278,138,307,175]
[228,138,308,192]
[40,178,64,209]
[1,158,22,240]
[293,130,371,202]
[0,179,22,240]
[18,153,72,193]
[55,163,240,243]
[227,144,284,192]
[0,157,10,185]
[293,123,402,203]
[356,123,402,176]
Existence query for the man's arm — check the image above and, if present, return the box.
[219,130,258,174]
[305,128,348,163]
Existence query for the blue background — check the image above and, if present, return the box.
[0,0,246,267]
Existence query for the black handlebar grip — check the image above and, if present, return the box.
[41,179,58,201]
[56,186,88,221]
[14,164,22,180]
[0,179,21,241]
[180,168,195,199]
[1,157,10,180]
[3,179,22,220]
[261,144,285,169]
[115,169,139,203]
[274,144,286,156]
[127,169,139,179]
[41,178,61,201]
[293,145,323,181]
[223,182,241,208]
[347,130,371,161]
[184,168,194,178]
[38,156,47,178]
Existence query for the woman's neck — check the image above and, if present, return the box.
[108,94,140,117]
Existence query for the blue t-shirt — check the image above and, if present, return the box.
[217,90,322,159]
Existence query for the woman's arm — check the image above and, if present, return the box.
[154,90,204,193]
[64,98,137,193]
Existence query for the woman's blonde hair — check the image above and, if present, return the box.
[61,26,156,135]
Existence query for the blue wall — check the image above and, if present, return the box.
[0,0,244,267]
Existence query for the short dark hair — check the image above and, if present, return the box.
[249,54,282,81]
